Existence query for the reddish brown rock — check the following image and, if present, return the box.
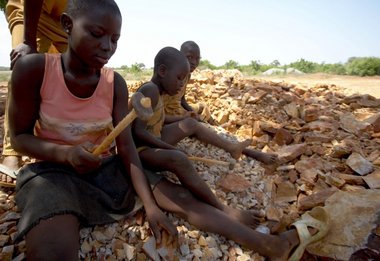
[340,113,372,135]
[346,152,374,176]
[274,181,297,204]
[300,105,320,122]
[277,143,307,163]
[363,170,380,189]
[333,173,365,186]
[273,128,294,145]
[298,187,339,211]
[216,174,251,193]
[283,102,299,118]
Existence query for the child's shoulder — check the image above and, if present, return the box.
[13,53,46,78]
[138,81,159,94]
[16,53,46,67]
[137,81,161,106]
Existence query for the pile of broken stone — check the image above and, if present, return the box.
[1,70,379,260]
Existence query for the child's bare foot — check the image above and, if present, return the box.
[243,149,278,165]
[270,207,328,260]
[229,139,252,160]
[267,230,300,261]
[269,227,319,261]
[223,205,264,229]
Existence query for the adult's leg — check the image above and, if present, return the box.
[140,148,261,228]
[152,179,300,260]
[25,214,80,261]
[1,22,24,172]
[161,118,251,159]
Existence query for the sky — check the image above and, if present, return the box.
[0,0,379,68]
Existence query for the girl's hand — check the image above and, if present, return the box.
[145,206,178,245]
[66,142,102,174]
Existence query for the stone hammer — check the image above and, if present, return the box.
[92,92,153,156]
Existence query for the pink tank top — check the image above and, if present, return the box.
[35,54,114,152]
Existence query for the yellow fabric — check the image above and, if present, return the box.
[2,81,19,156]
[162,75,211,122]
[136,146,148,153]
[3,0,68,156]
[163,75,189,116]
[146,95,165,138]
[135,92,165,153]
[6,0,68,52]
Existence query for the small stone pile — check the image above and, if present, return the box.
[1,70,380,260]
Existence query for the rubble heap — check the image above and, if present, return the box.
[1,70,380,260]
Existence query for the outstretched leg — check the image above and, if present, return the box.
[161,118,251,160]
[140,148,261,228]
[25,214,80,261]
[152,179,301,260]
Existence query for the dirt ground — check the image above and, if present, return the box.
[255,73,380,98]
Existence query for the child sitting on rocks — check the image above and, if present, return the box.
[8,1,176,259]
[132,46,330,260]
[163,41,278,165]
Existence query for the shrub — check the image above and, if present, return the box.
[319,63,346,75]
[198,59,217,70]
[222,60,239,69]
[346,57,380,76]
[289,58,318,73]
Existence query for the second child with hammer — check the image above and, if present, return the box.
[131,47,330,260]
[132,46,264,230]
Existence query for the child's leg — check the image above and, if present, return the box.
[140,148,261,228]
[152,179,300,260]
[140,148,225,210]
[161,118,251,159]
[25,214,80,261]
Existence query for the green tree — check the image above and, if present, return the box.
[270,60,281,67]
[130,63,145,73]
[198,59,216,70]
[249,60,261,71]
[223,60,239,69]
[289,58,317,73]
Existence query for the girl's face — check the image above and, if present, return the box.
[67,8,122,69]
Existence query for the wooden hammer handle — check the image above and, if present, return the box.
[188,156,230,166]
[92,96,151,156]
[92,110,138,156]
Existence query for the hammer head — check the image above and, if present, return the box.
[130,92,153,121]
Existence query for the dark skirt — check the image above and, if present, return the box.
[15,155,139,242]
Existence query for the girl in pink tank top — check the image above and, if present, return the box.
[8,0,176,259]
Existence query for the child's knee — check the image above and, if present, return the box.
[181,117,198,129]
